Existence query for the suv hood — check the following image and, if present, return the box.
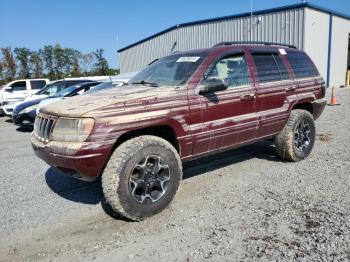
[40,85,178,117]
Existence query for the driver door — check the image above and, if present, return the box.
[200,52,258,152]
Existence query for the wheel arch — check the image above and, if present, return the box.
[113,123,182,155]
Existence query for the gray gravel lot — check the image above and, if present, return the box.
[0,88,349,261]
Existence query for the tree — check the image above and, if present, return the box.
[0,60,4,85]
[93,48,109,75]
[63,48,81,77]
[53,44,65,79]
[14,47,31,79]
[30,51,43,79]
[80,52,94,76]
[1,47,16,81]
[40,46,55,80]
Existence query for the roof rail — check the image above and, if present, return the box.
[213,41,297,49]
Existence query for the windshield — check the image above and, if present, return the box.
[90,82,112,92]
[130,52,208,87]
[35,82,62,95]
[51,84,82,98]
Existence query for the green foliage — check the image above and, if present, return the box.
[14,47,31,79]
[30,51,43,79]
[40,45,55,79]
[0,45,118,82]
[1,47,17,82]
[93,48,109,75]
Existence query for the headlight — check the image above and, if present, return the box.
[51,118,95,142]
[19,105,38,114]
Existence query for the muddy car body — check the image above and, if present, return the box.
[31,43,326,220]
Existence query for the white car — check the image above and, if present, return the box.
[2,79,92,117]
[0,79,49,116]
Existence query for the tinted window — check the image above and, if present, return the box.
[206,54,250,88]
[286,52,318,79]
[30,80,46,90]
[273,55,289,80]
[10,81,27,91]
[253,53,289,83]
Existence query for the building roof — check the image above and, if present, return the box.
[118,2,350,53]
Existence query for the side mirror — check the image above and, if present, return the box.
[4,87,13,93]
[199,77,228,94]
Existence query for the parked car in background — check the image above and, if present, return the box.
[0,79,49,116]
[31,43,326,221]
[12,82,100,127]
[36,72,138,109]
[2,80,91,117]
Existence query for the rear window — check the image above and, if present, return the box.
[30,80,46,90]
[253,53,289,83]
[286,52,318,79]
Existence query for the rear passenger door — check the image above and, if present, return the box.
[251,51,294,137]
[199,52,258,152]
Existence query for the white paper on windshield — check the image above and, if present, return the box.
[176,57,200,62]
[279,48,287,55]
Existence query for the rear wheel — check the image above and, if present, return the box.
[102,135,182,221]
[275,109,315,161]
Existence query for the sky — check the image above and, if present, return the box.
[0,0,349,68]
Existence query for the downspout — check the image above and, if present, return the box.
[326,14,333,87]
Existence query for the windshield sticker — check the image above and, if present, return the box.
[279,48,287,55]
[176,57,200,63]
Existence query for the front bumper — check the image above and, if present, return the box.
[312,98,327,120]
[31,134,115,181]
[12,111,35,126]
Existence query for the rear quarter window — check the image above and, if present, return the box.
[286,52,318,79]
[30,80,46,90]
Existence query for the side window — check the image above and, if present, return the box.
[45,83,65,95]
[253,53,289,84]
[10,81,27,91]
[273,54,290,80]
[207,54,250,88]
[65,82,80,88]
[30,80,46,90]
[286,52,318,79]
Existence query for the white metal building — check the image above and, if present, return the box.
[118,3,350,87]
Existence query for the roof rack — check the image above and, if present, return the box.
[213,41,297,49]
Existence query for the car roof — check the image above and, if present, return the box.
[167,43,302,58]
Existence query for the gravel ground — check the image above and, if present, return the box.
[0,88,349,261]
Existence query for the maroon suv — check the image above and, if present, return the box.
[31,43,326,220]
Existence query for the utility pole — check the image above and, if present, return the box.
[250,0,253,41]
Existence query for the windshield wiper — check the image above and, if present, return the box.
[131,80,159,87]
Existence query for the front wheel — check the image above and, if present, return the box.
[275,109,316,161]
[102,135,182,221]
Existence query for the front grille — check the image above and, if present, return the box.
[34,114,56,142]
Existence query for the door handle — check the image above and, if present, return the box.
[240,93,256,101]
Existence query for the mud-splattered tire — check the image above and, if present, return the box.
[275,109,316,161]
[102,135,182,221]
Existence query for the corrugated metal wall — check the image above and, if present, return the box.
[120,8,305,73]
